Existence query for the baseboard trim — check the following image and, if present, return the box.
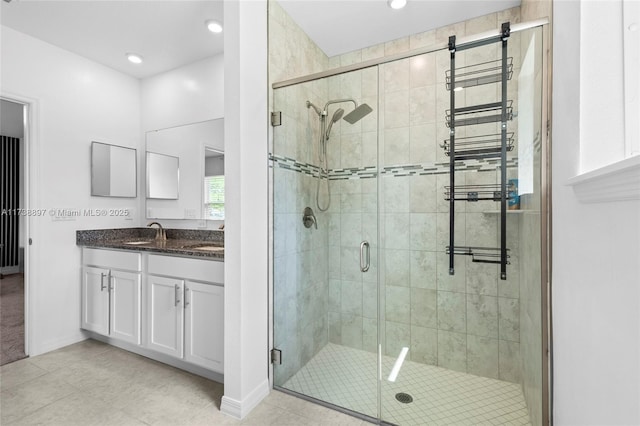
[31,332,86,357]
[220,378,270,419]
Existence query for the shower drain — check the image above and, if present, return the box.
[395,392,414,404]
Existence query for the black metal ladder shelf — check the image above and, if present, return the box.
[446,22,512,280]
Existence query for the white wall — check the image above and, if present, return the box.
[579,0,626,172]
[0,26,141,355]
[220,0,270,419]
[552,1,640,424]
[140,55,224,132]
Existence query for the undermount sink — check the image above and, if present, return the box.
[190,246,224,252]
[123,241,153,245]
[182,243,224,251]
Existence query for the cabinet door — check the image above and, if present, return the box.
[109,270,141,345]
[184,281,224,372]
[147,275,184,358]
[81,266,110,336]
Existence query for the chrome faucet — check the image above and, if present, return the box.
[147,222,166,241]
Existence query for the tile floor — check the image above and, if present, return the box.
[282,343,532,425]
[0,339,369,426]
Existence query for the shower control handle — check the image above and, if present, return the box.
[302,207,318,230]
[360,241,370,273]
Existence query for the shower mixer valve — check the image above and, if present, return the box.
[302,207,317,229]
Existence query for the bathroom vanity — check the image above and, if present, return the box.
[77,228,224,381]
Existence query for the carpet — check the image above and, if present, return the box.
[0,273,27,366]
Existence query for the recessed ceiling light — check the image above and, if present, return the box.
[126,53,143,64]
[387,0,407,10]
[206,20,223,34]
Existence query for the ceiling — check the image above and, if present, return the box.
[278,0,521,57]
[0,0,520,80]
[0,0,224,79]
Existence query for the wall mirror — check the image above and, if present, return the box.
[91,141,137,198]
[145,118,224,219]
[146,151,179,199]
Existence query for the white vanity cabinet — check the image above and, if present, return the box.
[81,248,141,345]
[146,254,224,373]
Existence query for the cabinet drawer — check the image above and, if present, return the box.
[83,248,141,271]
[147,254,224,284]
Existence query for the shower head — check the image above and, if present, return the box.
[306,100,323,117]
[343,103,373,124]
[331,108,344,122]
[325,108,344,140]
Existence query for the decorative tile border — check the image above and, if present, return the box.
[268,154,324,177]
[269,153,518,180]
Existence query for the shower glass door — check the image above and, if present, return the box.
[272,67,381,419]
[272,23,545,426]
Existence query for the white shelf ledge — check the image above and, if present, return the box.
[567,156,640,203]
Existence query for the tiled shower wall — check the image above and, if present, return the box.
[270,0,332,385]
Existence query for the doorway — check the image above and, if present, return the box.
[1,98,28,365]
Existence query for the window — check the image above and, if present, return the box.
[204,175,224,220]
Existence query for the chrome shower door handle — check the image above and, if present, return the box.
[360,241,370,273]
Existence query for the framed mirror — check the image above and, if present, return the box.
[91,141,137,198]
[146,151,179,199]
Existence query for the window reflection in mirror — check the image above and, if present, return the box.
[204,148,224,220]
[91,141,137,198]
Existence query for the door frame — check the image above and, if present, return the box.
[1,91,40,357]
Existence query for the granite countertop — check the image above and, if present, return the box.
[76,228,224,260]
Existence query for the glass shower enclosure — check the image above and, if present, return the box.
[271,23,547,425]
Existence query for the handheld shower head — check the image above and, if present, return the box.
[325,108,344,140]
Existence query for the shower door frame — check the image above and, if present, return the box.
[270,18,552,425]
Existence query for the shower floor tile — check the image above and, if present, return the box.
[281,343,531,425]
